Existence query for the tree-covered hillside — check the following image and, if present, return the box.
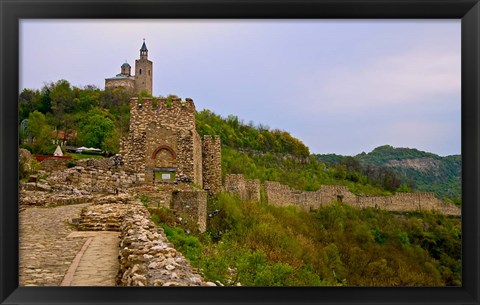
[149,193,461,286]
[315,145,461,204]
[195,111,397,196]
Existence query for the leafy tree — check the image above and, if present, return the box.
[22,110,55,154]
[77,108,115,151]
[19,88,40,122]
[46,80,74,132]
[38,85,52,114]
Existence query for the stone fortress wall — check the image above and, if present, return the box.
[227,174,460,216]
[171,190,208,232]
[202,135,223,195]
[46,163,145,193]
[224,174,261,202]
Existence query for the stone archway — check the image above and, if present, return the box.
[151,145,177,168]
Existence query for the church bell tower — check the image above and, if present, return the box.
[135,39,153,95]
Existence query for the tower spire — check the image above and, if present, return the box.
[140,39,148,59]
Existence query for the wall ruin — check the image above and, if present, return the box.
[46,166,145,193]
[171,190,208,233]
[224,174,261,202]
[202,135,222,195]
[232,174,460,216]
[40,158,69,172]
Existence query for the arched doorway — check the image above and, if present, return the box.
[151,145,177,182]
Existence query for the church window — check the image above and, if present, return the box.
[139,69,142,75]
[148,70,151,76]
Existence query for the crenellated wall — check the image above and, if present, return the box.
[225,174,260,202]
[128,98,196,133]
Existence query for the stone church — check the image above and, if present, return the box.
[105,40,153,95]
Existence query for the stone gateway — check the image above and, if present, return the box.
[120,97,222,195]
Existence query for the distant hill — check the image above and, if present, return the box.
[316,145,461,202]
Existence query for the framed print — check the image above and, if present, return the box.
[1,0,479,304]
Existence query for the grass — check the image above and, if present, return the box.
[64,152,106,160]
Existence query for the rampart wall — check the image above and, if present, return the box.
[117,204,207,286]
[225,174,260,202]
[133,184,207,233]
[232,174,460,216]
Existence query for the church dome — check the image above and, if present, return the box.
[121,62,131,67]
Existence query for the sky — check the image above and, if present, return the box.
[20,20,461,156]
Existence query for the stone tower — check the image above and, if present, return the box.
[120,97,203,185]
[135,40,153,95]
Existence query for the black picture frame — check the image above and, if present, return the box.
[1,0,479,304]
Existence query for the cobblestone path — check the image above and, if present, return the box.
[19,203,91,286]
[61,231,120,286]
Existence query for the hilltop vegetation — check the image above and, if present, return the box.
[195,111,408,196]
[195,109,309,157]
[19,80,133,154]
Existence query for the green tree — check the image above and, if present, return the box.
[23,111,55,154]
[49,80,74,129]
[18,88,40,122]
[77,108,115,150]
